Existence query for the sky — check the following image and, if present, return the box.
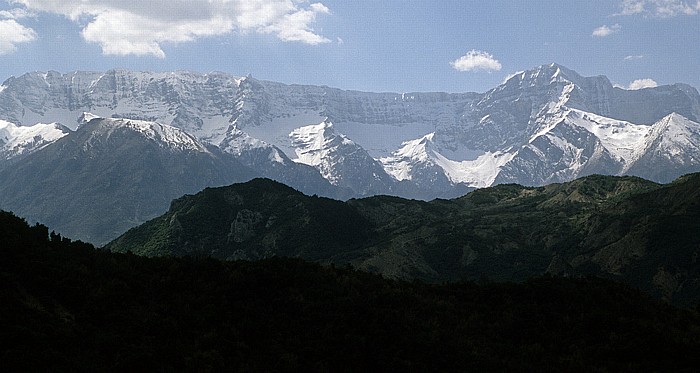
[0,0,699,93]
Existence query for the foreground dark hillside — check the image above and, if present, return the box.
[3,211,700,371]
[107,173,700,306]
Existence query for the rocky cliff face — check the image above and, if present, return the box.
[2,64,700,194]
[2,64,700,243]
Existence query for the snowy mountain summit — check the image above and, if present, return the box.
[0,119,69,160]
[1,63,700,198]
[78,114,212,154]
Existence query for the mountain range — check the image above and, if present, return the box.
[1,63,700,243]
[106,173,700,307]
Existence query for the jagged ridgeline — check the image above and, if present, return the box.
[0,117,257,245]
[107,173,700,307]
[2,64,700,245]
[3,210,700,371]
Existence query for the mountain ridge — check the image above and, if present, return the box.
[0,115,256,244]
[2,65,698,179]
[2,63,700,243]
[106,172,700,306]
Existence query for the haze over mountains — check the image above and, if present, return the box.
[1,63,700,243]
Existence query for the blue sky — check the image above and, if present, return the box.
[0,0,698,93]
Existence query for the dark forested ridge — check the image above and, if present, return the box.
[107,173,700,307]
[2,210,700,371]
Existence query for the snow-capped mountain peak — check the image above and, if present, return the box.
[1,64,700,198]
[288,120,396,194]
[380,133,437,181]
[640,112,700,158]
[498,63,585,92]
[290,120,354,168]
[621,112,700,182]
[381,132,514,187]
[0,120,70,159]
[394,132,436,162]
[81,115,211,153]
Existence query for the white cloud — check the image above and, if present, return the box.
[260,2,330,44]
[0,7,35,19]
[0,19,37,54]
[619,0,647,14]
[9,0,332,57]
[618,0,700,17]
[592,24,622,37]
[451,50,502,72]
[624,54,645,60]
[627,78,658,89]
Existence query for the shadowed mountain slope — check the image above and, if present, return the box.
[107,173,700,306]
[0,117,255,245]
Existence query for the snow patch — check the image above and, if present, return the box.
[432,151,515,187]
[194,116,230,145]
[221,127,268,155]
[244,111,326,160]
[20,107,91,130]
[269,149,285,164]
[380,133,514,187]
[565,109,650,163]
[333,121,436,158]
[79,112,102,124]
[220,126,285,164]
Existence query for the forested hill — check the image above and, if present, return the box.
[3,210,700,371]
[107,173,700,306]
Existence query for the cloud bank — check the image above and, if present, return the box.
[451,50,502,72]
[592,24,622,37]
[619,0,700,17]
[0,17,36,54]
[627,78,658,90]
[9,0,332,57]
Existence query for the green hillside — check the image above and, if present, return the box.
[106,174,700,306]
